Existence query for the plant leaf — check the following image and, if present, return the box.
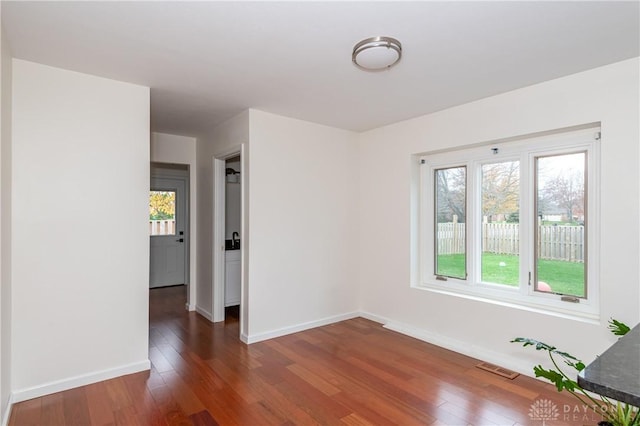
[554,350,579,361]
[512,333,640,424]
[533,365,578,392]
[511,337,584,371]
[511,337,555,352]
[608,318,631,336]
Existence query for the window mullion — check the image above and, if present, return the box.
[467,160,478,286]
[420,157,434,283]
[520,152,533,296]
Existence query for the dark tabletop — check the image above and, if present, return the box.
[578,323,640,406]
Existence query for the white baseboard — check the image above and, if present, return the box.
[244,311,360,344]
[240,333,249,344]
[195,305,213,321]
[1,397,12,426]
[11,360,150,404]
[358,311,387,325]
[185,303,196,312]
[361,311,535,378]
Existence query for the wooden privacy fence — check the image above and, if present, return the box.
[538,224,584,262]
[483,222,519,255]
[437,223,585,262]
[436,222,467,256]
[149,220,176,236]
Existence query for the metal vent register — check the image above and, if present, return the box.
[476,362,520,380]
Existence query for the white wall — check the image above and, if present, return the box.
[151,132,197,310]
[151,132,197,165]
[247,110,359,341]
[11,60,150,399]
[357,58,640,374]
[196,111,249,325]
[0,10,12,422]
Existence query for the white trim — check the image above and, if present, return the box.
[196,305,213,321]
[212,156,227,323]
[186,303,196,312]
[358,311,387,325]
[1,398,13,426]
[417,125,600,318]
[150,166,189,179]
[10,360,150,404]
[239,144,248,344]
[361,311,536,379]
[244,312,360,344]
[240,333,249,344]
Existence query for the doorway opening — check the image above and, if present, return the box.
[212,146,245,333]
[223,155,241,309]
[149,164,190,302]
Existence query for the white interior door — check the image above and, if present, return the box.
[150,177,186,288]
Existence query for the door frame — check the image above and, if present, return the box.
[212,145,245,335]
[150,165,190,292]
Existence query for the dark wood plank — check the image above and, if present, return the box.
[84,381,116,425]
[122,371,167,425]
[40,393,66,425]
[148,385,192,426]
[189,410,219,426]
[8,397,41,426]
[158,370,206,416]
[62,386,91,426]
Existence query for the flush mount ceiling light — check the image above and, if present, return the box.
[352,36,402,71]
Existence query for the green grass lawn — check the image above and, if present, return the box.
[436,253,585,297]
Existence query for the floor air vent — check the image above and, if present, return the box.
[476,362,520,380]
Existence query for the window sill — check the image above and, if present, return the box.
[413,282,600,324]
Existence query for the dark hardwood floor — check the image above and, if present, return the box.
[9,286,592,425]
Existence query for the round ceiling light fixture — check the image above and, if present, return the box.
[352,36,402,71]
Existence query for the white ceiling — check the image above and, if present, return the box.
[3,1,639,137]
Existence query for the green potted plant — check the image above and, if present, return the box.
[512,319,639,426]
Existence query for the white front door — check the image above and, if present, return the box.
[150,177,186,288]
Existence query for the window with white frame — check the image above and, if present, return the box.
[418,126,600,318]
